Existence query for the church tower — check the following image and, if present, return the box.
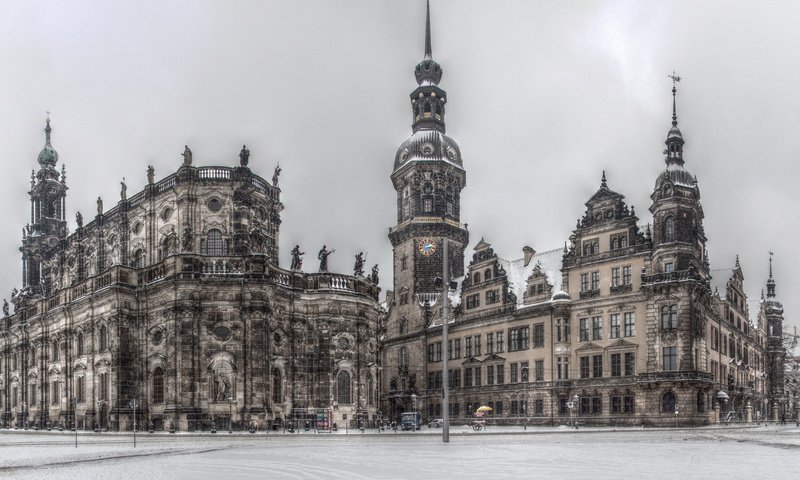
[20,117,68,297]
[762,254,785,421]
[383,1,468,416]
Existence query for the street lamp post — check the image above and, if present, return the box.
[521,365,529,431]
[674,406,679,428]
[228,395,236,434]
[573,394,580,428]
[129,399,138,448]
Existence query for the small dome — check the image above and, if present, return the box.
[415,57,442,86]
[655,164,697,189]
[394,130,462,171]
[37,119,58,168]
[667,125,683,141]
[551,290,571,302]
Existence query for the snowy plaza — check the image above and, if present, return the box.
[1,425,798,480]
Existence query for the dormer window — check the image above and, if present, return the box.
[484,268,492,281]
[474,272,481,284]
[582,239,599,256]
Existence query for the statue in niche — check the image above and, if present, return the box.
[318,245,334,272]
[182,226,193,252]
[181,145,192,166]
[290,245,304,270]
[215,375,231,402]
[239,145,250,167]
[354,252,365,277]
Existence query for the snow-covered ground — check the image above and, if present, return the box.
[1,425,798,479]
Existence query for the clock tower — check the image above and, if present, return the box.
[383,1,468,417]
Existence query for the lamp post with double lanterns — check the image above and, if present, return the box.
[521,365,529,430]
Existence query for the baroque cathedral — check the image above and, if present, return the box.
[380,4,787,426]
[1,124,383,431]
[0,3,789,432]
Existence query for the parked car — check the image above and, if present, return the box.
[427,419,443,428]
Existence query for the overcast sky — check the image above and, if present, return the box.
[1,0,797,333]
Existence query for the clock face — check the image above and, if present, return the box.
[418,238,437,256]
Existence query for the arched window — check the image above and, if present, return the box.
[399,347,409,367]
[77,332,84,356]
[661,391,677,413]
[52,340,59,361]
[661,305,678,330]
[474,272,481,285]
[207,229,224,256]
[271,368,282,404]
[664,216,675,242]
[484,268,492,281]
[152,367,164,404]
[336,370,351,404]
[132,249,144,268]
[99,325,108,351]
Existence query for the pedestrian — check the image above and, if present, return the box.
[780,413,786,425]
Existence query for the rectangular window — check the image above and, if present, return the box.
[447,340,453,360]
[435,342,442,362]
[591,271,600,290]
[452,369,461,388]
[711,327,719,351]
[557,319,569,343]
[486,290,500,304]
[557,357,569,379]
[663,346,677,371]
[665,262,674,273]
[610,314,620,339]
[535,360,544,382]
[454,339,461,358]
[496,365,504,385]
[592,397,602,414]
[521,361,529,382]
[76,376,84,403]
[624,395,635,413]
[465,337,473,357]
[486,333,494,354]
[51,381,59,405]
[510,329,519,351]
[611,267,620,287]
[466,294,480,309]
[533,323,545,348]
[579,318,589,342]
[427,344,435,363]
[511,400,519,415]
[496,401,503,415]
[534,399,544,416]
[592,354,603,377]
[611,353,621,377]
[464,368,473,387]
[423,198,433,213]
[580,273,589,292]
[625,352,636,376]
[622,265,632,285]
[624,312,635,337]
[580,356,590,378]
[510,363,518,383]
[592,316,603,340]
[474,367,481,387]
[520,327,529,349]
[474,336,481,356]
[496,332,504,353]
[487,365,494,385]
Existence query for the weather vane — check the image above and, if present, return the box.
[668,71,681,85]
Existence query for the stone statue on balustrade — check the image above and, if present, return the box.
[181,145,193,166]
[239,145,250,167]
[147,165,155,184]
[354,252,365,277]
[318,245,335,272]
[120,178,127,201]
[76,211,83,228]
[290,245,305,270]
[272,164,281,187]
[370,264,379,284]
[2,300,8,317]
[96,196,103,216]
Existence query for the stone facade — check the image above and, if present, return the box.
[381,7,785,427]
[1,129,383,432]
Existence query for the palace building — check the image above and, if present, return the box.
[1,123,383,432]
[380,4,786,426]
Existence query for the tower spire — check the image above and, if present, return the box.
[424,0,432,58]
[664,72,685,166]
[766,250,776,297]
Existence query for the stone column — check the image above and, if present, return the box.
[745,401,752,424]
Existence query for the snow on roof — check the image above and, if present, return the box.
[499,247,564,307]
